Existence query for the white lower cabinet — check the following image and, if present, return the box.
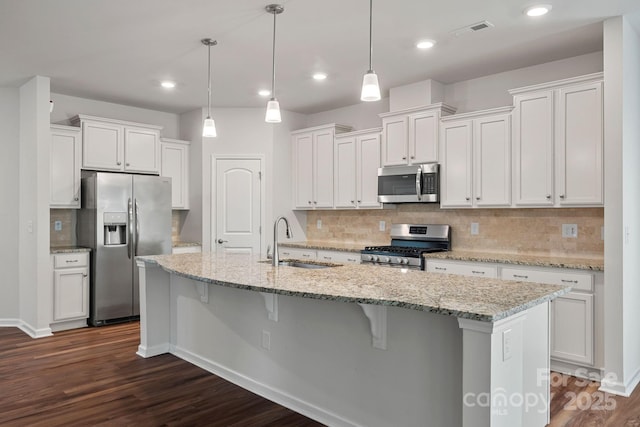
[278,247,360,264]
[51,252,90,332]
[50,125,82,208]
[161,138,190,210]
[426,259,498,278]
[278,248,317,261]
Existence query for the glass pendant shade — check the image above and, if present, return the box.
[360,71,381,102]
[202,116,217,137]
[265,98,282,123]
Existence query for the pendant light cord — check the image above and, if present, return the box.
[207,43,212,117]
[368,0,373,72]
[271,11,277,99]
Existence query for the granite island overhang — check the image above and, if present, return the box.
[136,252,570,427]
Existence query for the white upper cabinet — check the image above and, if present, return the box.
[440,108,512,208]
[334,129,382,209]
[292,124,351,209]
[379,104,456,166]
[161,138,190,210]
[510,73,603,207]
[50,125,81,208]
[71,115,162,174]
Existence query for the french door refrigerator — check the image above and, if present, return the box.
[78,171,172,326]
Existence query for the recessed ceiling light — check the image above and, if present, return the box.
[416,40,436,49]
[524,4,552,17]
[258,89,271,97]
[313,73,328,80]
[161,81,176,89]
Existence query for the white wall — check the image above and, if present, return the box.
[178,108,204,244]
[305,97,390,131]
[50,93,181,139]
[0,88,21,320]
[18,76,52,337]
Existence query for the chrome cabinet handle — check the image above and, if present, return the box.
[65,259,78,263]
[357,200,361,203]
[472,270,485,275]
[435,266,447,271]
[561,279,578,284]
[513,274,528,279]
[217,239,228,244]
[117,161,122,166]
[476,197,480,201]
[83,274,88,277]
[410,156,415,159]
[559,194,565,199]
[74,197,79,201]
[323,256,332,260]
[402,156,407,160]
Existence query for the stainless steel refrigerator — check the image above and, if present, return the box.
[78,171,172,326]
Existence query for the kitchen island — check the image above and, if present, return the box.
[137,252,569,427]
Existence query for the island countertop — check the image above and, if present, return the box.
[138,252,569,322]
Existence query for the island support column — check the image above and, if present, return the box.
[136,260,171,358]
[457,302,550,427]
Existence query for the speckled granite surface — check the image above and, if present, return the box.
[50,246,91,254]
[424,250,604,271]
[280,241,603,271]
[172,242,202,248]
[138,252,570,322]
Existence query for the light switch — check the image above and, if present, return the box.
[503,329,512,361]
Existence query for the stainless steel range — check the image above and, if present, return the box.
[361,224,451,269]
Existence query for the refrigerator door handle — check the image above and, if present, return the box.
[127,198,133,259]
[135,199,140,256]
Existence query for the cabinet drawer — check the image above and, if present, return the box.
[501,267,593,292]
[426,260,498,278]
[279,248,317,261]
[317,250,360,264]
[54,253,88,269]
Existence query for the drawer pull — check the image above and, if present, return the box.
[472,270,485,275]
[65,259,79,263]
[513,274,528,279]
[347,258,357,262]
[323,256,332,260]
[435,266,447,271]
[561,279,578,284]
[302,254,311,258]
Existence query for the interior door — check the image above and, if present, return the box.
[215,158,262,254]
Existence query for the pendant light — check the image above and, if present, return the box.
[361,0,381,102]
[265,4,284,123]
[202,38,218,137]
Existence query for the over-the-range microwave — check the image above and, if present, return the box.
[377,162,439,203]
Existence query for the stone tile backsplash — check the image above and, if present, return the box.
[50,209,76,247]
[306,206,604,258]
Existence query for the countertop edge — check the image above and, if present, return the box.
[51,247,92,254]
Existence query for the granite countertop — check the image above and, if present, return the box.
[424,250,604,271]
[50,246,91,254]
[280,240,603,271]
[172,242,202,248]
[138,252,569,322]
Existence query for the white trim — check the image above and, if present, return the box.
[508,72,604,95]
[211,154,266,255]
[335,127,383,138]
[440,106,514,122]
[599,365,640,397]
[70,114,163,130]
[290,123,352,135]
[137,343,171,358]
[171,345,362,427]
[378,102,457,118]
[0,319,53,338]
[550,359,605,381]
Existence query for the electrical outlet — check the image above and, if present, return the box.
[562,224,578,238]
[261,330,271,351]
[471,222,479,235]
[316,219,322,229]
[379,221,386,232]
[54,220,62,231]
[502,329,512,361]
[27,220,33,233]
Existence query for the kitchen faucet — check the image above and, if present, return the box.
[272,216,293,266]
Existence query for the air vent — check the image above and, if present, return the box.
[452,20,494,37]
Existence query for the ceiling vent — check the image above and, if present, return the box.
[452,20,494,37]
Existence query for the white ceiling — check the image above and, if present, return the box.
[1,0,639,115]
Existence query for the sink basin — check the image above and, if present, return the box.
[259,259,340,269]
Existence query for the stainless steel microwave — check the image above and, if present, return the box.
[377,163,439,203]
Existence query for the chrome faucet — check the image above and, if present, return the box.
[273,216,293,266]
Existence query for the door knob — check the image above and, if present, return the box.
[217,239,228,244]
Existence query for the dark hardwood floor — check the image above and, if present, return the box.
[0,322,321,426]
[2,322,640,426]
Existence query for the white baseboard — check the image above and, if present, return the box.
[172,345,360,427]
[50,319,87,332]
[600,365,640,397]
[551,359,604,380]
[137,343,170,358]
[0,319,52,339]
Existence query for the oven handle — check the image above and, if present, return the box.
[415,166,422,201]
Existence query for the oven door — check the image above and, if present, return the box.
[377,163,439,203]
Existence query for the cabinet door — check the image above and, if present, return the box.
[551,292,594,365]
[381,116,408,166]
[512,91,554,206]
[124,127,160,174]
[161,142,189,209]
[474,114,511,207]
[556,81,603,206]
[82,121,123,171]
[409,111,438,164]
[357,133,382,208]
[440,121,473,208]
[334,137,357,208]
[50,127,81,208]
[314,129,335,208]
[293,133,314,208]
[53,267,89,321]
[317,250,360,264]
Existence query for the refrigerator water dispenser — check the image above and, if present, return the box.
[103,212,127,245]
